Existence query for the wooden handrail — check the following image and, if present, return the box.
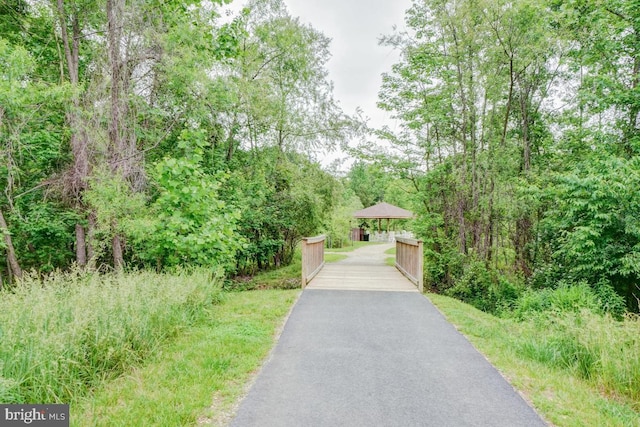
[395,237,423,292]
[301,235,326,288]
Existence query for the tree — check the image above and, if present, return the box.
[374,0,558,290]
[0,208,22,281]
[0,0,353,280]
[347,161,387,208]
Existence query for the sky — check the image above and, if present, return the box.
[283,0,411,127]
[222,0,413,166]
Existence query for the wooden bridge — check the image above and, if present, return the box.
[301,236,423,292]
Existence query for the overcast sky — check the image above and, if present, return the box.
[220,0,412,166]
[283,0,411,127]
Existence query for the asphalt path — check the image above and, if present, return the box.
[230,290,546,426]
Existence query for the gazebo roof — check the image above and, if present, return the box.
[353,202,414,219]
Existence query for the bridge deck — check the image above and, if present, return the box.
[305,243,418,292]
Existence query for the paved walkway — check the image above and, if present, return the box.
[230,244,546,426]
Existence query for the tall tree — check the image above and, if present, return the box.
[52,0,98,266]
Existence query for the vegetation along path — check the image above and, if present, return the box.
[230,244,546,426]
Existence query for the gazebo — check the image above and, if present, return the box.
[353,202,414,233]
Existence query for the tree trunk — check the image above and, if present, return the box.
[112,234,124,271]
[520,86,532,172]
[0,207,22,279]
[87,211,96,269]
[457,197,467,255]
[107,0,124,170]
[75,223,87,267]
[514,216,532,277]
[57,0,91,266]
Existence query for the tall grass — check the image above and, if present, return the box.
[0,269,222,404]
[515,309,640,405]
[507,283,640,404]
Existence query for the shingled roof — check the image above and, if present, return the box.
[353,202,414,219]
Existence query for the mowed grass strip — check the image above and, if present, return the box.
[75,289,300,427]
[384,246,396,267]
[428,294,640,427]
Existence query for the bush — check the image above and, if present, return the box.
[512,281,626,320]
[445,259,522,314]
[0,269,222,403]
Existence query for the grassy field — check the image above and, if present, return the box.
[0,269,223,405]
[0,267,299,426]
[428,293,640,426]
[75,289,299,426]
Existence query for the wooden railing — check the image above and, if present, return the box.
[301,235,326,288]
[395,237,424,292]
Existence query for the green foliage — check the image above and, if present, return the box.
[325,187,363,248]
[231,149,335,274]
[369,0,640,313]
[536,155,640,310]
[134,130,242,270]
[10,202,77,272]
[514,309,640,402]
[347,161,387,207]
[1,0,352,279]
[84,170,147,265]
[512,281,626,320]
[445,258,523,314]
[0,269,222,404]
[0,37,72,274]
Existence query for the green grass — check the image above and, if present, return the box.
[0,269,222,405]
[75,289,299,426]
[428,293,640,426]
[384,246,396,266]
[325,253,348,263]
[230,262,302,291]
[325,241,385,252]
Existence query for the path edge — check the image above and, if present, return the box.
[422,292,550,426]
[222,290,304,425]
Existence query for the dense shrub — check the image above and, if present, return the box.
[0,269,222,403]
[444,259,522,314]
[512,281,626,320]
